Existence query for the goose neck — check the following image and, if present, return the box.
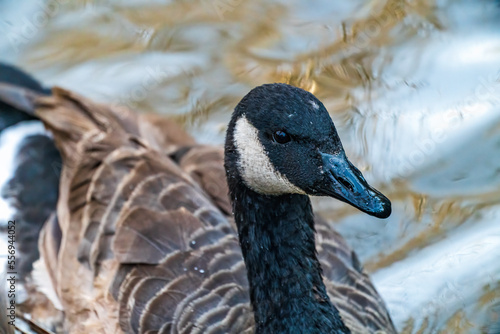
[230,182,350,334]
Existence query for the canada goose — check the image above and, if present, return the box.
[0,73,396,333]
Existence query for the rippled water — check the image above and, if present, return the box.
[1,0,499,332]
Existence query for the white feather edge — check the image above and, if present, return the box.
[31,258,63,311]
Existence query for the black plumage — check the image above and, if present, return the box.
[0,63,49,132]
[225,84,392,333]
[0,63,60,278]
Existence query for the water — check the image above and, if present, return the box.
[1,0,499,332]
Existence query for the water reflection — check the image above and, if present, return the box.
[1,0,499,332]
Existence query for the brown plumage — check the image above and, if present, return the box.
[0,84,396,334]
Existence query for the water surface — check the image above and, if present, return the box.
[1,0,500,332]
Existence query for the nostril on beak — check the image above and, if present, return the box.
[337,176,354,192]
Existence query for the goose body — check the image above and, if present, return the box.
[0,65,396,334]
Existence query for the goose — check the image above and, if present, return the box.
[0,68,396,334]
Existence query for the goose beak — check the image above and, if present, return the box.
[319,153,391,219]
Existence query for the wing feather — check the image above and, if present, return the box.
[27,86,394,334]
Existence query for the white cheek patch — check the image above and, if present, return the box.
[233,116,306,195]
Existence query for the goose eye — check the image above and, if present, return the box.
[272,130,291,144]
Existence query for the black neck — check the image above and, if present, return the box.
[228,180,350,334]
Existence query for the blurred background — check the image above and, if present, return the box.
[1,0,500,333]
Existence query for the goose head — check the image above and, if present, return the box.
[225,83,391,219]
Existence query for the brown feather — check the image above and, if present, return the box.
[0,82,39,115]
[15,86,396,333]
[176,146,232,215]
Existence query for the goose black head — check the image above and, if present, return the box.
[225,83,391,219]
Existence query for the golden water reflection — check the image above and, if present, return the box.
[2,0,500,332]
